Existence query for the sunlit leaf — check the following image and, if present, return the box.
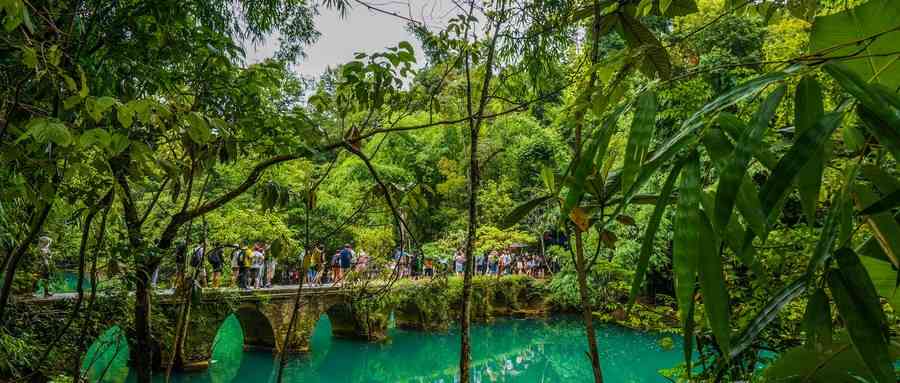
[674,151,700,328]
[715,85,785,230]
[810,0,900,89]
[828,248,893,383]
[622,91,657,191]
[698,212,731,357]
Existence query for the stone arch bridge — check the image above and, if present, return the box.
[19,277,544,373]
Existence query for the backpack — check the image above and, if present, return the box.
[190,247,203,267]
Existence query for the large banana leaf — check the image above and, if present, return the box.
[810,0,900,89]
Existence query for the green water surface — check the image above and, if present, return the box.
[84,315,684,382]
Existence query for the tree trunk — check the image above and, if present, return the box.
[0,201,53,322]
[575,230,603,382]
[133,264,153,383]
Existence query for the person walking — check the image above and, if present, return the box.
[423,257,434,278]
[208,245,224,288]
[190,242,207,287]
[240,242,253,290]
[230,244,241,287]
[251,244,264,288]
[454,251,465,277]
[338,244,353,283]
[264,245,277,288]
[34,234,53,297]
[355,249,369,277]
[330,249,341,282]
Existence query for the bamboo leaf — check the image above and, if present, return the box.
[674,151,700,326]
[826,63,900,161]
[858,106,900,164]
[501,196,551,229]
[861,164,900,195]
[730,278,806,359]
[700,191,765,278]
[794,76,826,225]
[759,112,843,223]
[806,192,844,277]
[716,113,779,169]
[701,127,768,238]
[853,184,900,268]
[629,159,684,304]
[622,91,657,191]
[859,190,900,216]
[715,85,785,230]
[698,212,731,356]
[803,288,832,351]
[604,68,801,230]
[616,12,671,80]
[828,248,893,383]
[563,104,627,215]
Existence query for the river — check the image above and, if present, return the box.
[84,314,684,382]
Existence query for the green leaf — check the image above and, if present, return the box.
[860,256,900,312]
[794,76,826,225]
[85,96,118,122]
[63,95,83,111]
[787,0,817,21]
[79,128,111,148]
[828,248,893,383]
[563,104,627,215]
[674,150,700,327]
[803,288,832,351]
[810,0,900,89]
[764,339,900,383]
[700,190,765,278]
[759,112,843,223]
[652,0,697,17]
[826,63,900,162]
[859,190,900,216]
[659,0,673,15]
[540,166,556,194]
[853,184,900,268]
[629,159,684,304]
[697,212,731,357]
[616,12,671,80]
[185,112,211,144]
[858,105,900,164]
[117,104,134,129]
[806,192,844,277]
[501,196,551,229]
[861,164,900,195]
[18,118,73,147]
[716,113,779,169]
[21,46,37,69]
[622,91,657,191]
[702,127,769,239]
[715,85,785,230]
[107,133,130,156]
[731,278,806,359]
[842,124,866,152]
[604,67,801,231]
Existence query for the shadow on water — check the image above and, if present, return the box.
[84,315,684,382]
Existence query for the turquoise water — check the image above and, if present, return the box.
[84,315,684,382]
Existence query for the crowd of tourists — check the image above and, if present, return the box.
[452,249,552,278]
[150,239,560,292]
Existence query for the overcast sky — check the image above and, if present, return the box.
[244,1,459,78]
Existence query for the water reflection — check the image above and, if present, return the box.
[86,315,683,382]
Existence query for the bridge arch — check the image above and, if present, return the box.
[233,305,278,351]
